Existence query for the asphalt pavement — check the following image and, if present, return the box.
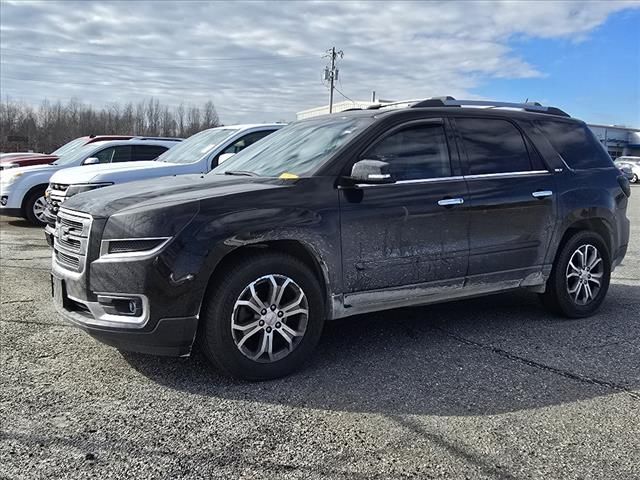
[1,191,638,479]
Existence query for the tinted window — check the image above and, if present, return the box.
[133,145,168,161]
[457,118,531,174]
[536,120,613,169]
[92,146,132,163]
[365,124,451,181]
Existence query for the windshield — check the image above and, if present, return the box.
[156,128,238,165]
[52,143,104,166]
[51,137,88,156]
[213,116,372,177]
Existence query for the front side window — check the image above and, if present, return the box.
[221,131,274,156]
[93,146,132,163]
[364,124,451,181]
[456,118,531,175]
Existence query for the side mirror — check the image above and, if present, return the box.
[218,152,235,164]
[349,159,395,184]
[83,157,99,165]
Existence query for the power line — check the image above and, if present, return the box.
[334,85,354,102]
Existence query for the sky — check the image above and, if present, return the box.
[1,0,639,126]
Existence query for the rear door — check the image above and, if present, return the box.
[453,116,556,287]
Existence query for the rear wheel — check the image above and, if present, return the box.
[540,231,611,318]
[198,252,325,381]
[24,189,47,226]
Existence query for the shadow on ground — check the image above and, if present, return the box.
[123,285,640,416]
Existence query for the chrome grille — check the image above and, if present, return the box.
[47,183,70,214]
[53,208,92,273]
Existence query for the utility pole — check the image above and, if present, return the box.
[323,47,343,113]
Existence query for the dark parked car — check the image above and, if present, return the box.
[51,97,631,380]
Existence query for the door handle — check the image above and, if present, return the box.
[532,190,553,199]
[438,198,464,207]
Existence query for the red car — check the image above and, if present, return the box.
[0,135,134,170]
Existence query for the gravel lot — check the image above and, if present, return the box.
[1,192,638,480]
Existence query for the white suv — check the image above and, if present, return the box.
[0,137,180,225]
[44,124,282,237]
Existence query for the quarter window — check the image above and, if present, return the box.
[535,120,613,169]
[456,118,531,175]
[364,124,451,181]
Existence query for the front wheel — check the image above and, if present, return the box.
[198,252,325,381]
[540,231,611,318]
[631,174,638,184]
[24,189,47,226]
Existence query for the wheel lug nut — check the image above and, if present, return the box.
[277,311,283,317]
[261,309,267,315]
[259,320,265,326]
[266,327,272,333]
[270,304,276,311]
[276,322,281,328]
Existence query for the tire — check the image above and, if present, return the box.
[631,174,638,184]
[540,230,611,318]
[23,188,47,226]
[198,252,325,381]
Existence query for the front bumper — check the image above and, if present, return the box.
[52,272,197,356]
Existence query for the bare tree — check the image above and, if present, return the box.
[0,97,222,152]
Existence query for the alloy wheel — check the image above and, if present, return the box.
[32,196,47,222]
[231,274,309,363]
[565,244,603,305]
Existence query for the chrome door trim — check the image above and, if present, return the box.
[355,175,465,188]
[464,170,550,180]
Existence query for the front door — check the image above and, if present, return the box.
[339,119,469,296]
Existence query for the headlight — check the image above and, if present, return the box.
[0,171,23,187]
[66,182,113,197]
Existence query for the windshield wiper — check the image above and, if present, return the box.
[224,170,257,177]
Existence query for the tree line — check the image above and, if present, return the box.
[0,98,221,153]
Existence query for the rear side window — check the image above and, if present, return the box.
[535,120,612,169]
[456,118,532,175]
[133,145,168,161]
[365,124,451,180]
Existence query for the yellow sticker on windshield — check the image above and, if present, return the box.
[279,172,299,179]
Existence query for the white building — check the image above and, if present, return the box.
[297,101,640,159]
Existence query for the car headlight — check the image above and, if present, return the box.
[0,171,23,187]
[66,182,113,197]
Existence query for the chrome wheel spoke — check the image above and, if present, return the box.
[566,243,603,306]
[232,319,260,332]
[231,273,309,364]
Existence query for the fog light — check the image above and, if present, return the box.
[97,295,143,317]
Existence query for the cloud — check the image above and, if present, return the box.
[0,0,637,123]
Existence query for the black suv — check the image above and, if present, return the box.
[50,97,631,380]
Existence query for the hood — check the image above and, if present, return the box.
[0,163,61,178]
[63,173,286,218]
[0,153,57,168]
[49,160,183,184]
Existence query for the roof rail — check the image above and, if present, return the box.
[132,136,183,142]
[410,96,570,117]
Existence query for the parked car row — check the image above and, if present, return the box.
[39,97,631,381]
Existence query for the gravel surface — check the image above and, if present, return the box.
[1,192,639,480]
